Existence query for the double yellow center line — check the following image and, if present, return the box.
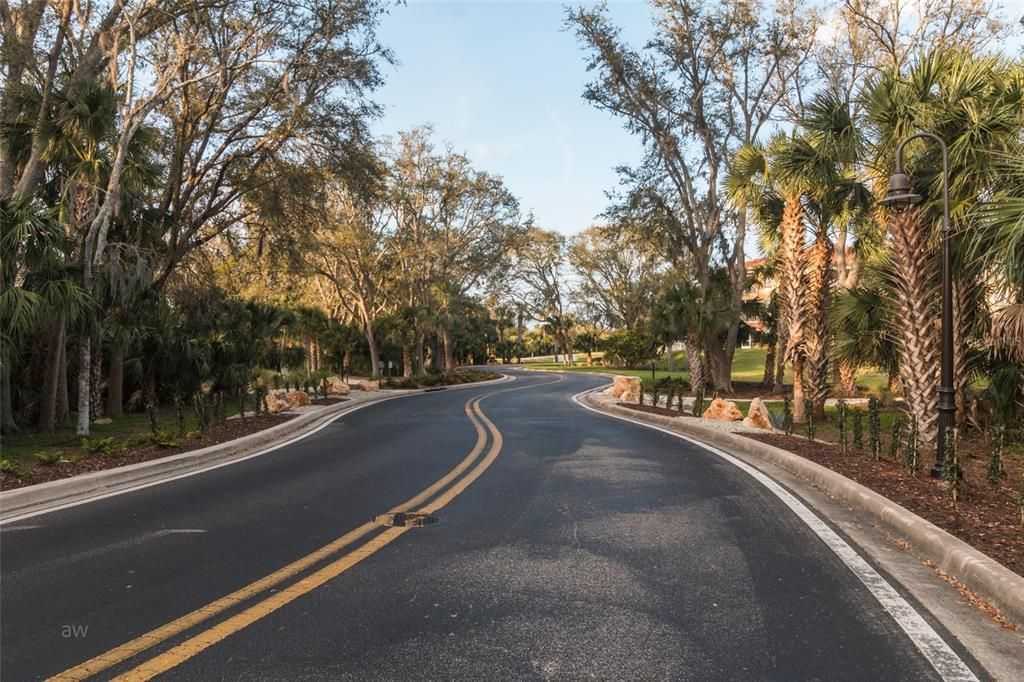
[50,374,564,681]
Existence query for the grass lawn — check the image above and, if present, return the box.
[528,347,888,393]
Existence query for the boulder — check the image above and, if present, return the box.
[602,385,618,396]
[287,390,311,408]
[324,376,351,396]
[742,397,773,430]
[702,397,742,421]
[619,390,641,405]
[355,379,379,392]
[263,389,291,414]
[611,375,642,399]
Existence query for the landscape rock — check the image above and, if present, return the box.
[619,390,641,405]
[92,417,112,425]
[324,376,351,396]
[287,391,311,408]
[355,379,379,392]
[611,375,642,399]
[742,397,773,430]
[702,397,742,421]
[263,389,291,414]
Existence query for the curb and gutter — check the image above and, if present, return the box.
[0,374,512,524]
[580,389,1024,630]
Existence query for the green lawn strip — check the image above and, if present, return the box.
[1,397,248,464]
[530,348,888,394]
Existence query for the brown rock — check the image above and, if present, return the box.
[619,390,641,405]
[355,379,379,392]
[325,376,351,396]
[742,397,773,430]
[263,389,291,414]
[611,375,642,398]
[287,390,311,407]
[702,397,742,421]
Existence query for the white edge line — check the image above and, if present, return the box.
[0,375,516,526]
[571,388,977,682]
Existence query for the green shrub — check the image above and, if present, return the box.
[151,430,180,448]
[33,451,66,466]
[804,399,814,441]
[868,397,881,459]
[852,410,863,449]
[0,458,22,476]
[81,436,120,456]
[904,416,920,473]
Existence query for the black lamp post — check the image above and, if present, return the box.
[878,131,954,478]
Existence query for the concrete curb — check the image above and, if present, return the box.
[581,389,1024,630]
[0,373,512,523]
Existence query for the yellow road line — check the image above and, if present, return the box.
[111,526,411,682]
[51,372,564,681]
[49,398,491,682]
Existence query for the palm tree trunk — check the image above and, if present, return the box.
[90,338,104,420]
[804,230,834,420]
[684,339,706,395]
[774,332,787,393]
[666,343,675,372]
[778,195,808,421]
[792,356,807,423]
[441,326,455,377]
[886,207,939,452]
[762,340,776,387]
[0,363,16,434]
[402,344,413,378]
[57,339,69,424]
[107,346,124,418]
[839,359,857,396]
[76,331,91,436]
[39,316,65,432]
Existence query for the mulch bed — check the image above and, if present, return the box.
[746,433,1022,577]
[310,397,349,406]
[622,403,703,419]
[0,414,295,491]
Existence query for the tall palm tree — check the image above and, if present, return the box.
[862,48,1024,445]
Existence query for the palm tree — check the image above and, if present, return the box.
[861,48,1024,445]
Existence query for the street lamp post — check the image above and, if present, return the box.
[878,131,954,478]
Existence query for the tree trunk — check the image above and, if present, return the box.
[792,356,807,423]
[839,359,857,396]
[107,346,124,417]
[0,363,16,434]
[75,332,91,436]
[666,343,675,372]
[365,323,381,378]
[402,344,413,378]
[414,333,425,374]
[803,229,834,421]
[90,338,104,420]
[684,340,706,395]
[39,316,66,432]
[774,338,786,393]
[887,208,939,453]
[762,340,776,388]
[57,338,69,424]
[706,341,733,393]
[441,326,456,377]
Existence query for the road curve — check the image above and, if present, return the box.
[1,369,974,680]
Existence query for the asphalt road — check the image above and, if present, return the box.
[1,370,967,680]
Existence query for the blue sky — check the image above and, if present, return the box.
[371,1,655,235]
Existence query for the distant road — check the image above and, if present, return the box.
[2,369,966,680]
